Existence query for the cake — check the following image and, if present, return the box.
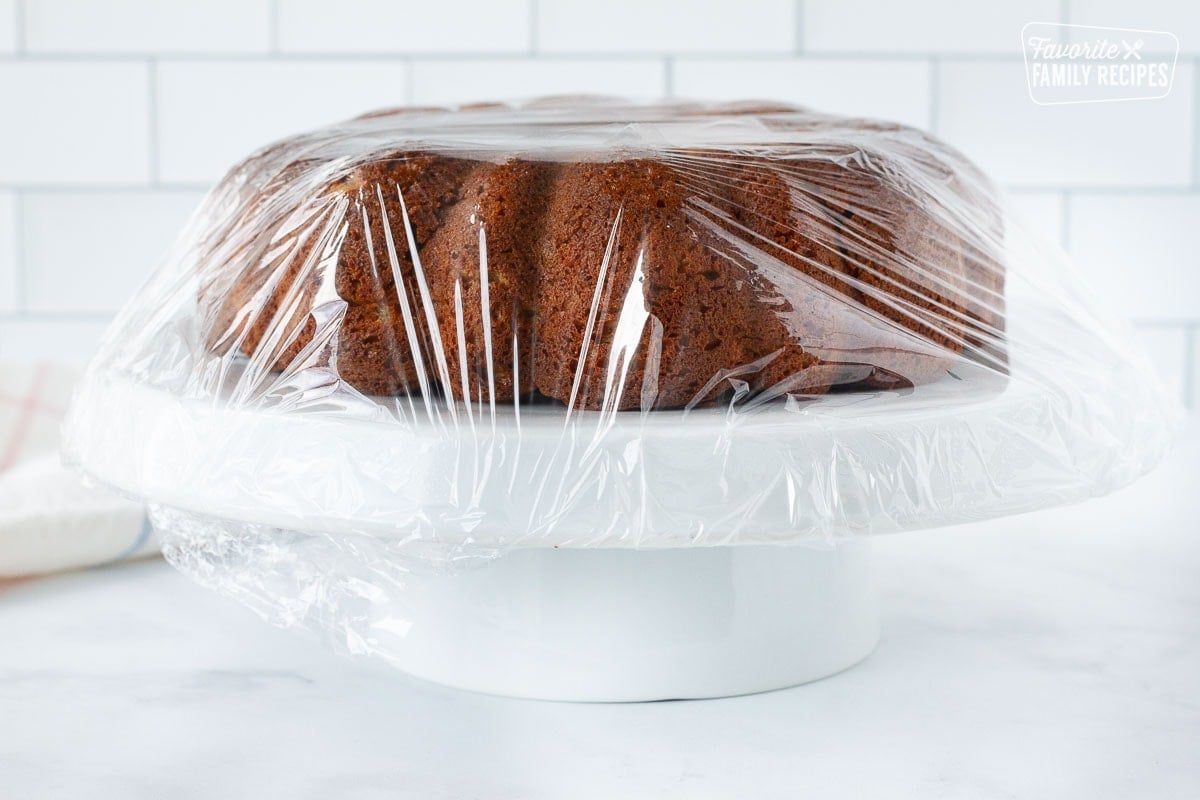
[204,99,1004,412]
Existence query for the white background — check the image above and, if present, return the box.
[0,0,1197,408]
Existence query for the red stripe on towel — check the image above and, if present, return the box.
[0,363,51,474]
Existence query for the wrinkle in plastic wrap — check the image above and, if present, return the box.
[63,98,1179,638]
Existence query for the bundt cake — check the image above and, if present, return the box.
[203,98,1005,412]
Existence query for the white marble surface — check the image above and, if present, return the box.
[2,423,1198,799]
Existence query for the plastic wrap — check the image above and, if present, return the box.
[64,98,1178,624]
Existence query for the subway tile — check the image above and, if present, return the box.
[937,60,1194,187]
[538,0,795,54]
[0,192,14,312]
[157,60,410,184]
[1069,0,1200,55]
[22,191,205,314]
[672,58,932,130]
[279,0,530,54]
[1067,194,1200,319]
[0,0,14,53]
[805,0,1058,54]
[411,59,665,106]
[1005,191,1065,248]
[24,0,270,54]
[0,319,113,361]
[1190,326,1199,410]
[0,63,150,185]
[1131,323,1189,406]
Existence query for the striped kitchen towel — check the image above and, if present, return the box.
[0,362,156,578]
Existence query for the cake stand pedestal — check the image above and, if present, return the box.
[369,541,877,701]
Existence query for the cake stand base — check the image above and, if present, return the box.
[374,541,878,702]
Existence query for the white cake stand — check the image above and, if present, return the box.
[360,542,877,701]
[67,336,1167,701]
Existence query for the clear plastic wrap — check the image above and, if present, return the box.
[64,98,1178,633]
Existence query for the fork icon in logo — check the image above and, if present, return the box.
[1123,38,1144,60]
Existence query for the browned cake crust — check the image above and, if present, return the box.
[205,102,1005,411]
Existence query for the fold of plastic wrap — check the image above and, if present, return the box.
[64,98,1179,586]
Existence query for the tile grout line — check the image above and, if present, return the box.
[12,190,24,314]
[794,0,804,55]
[663,56,673,99]
[928,57,940,134]
[0,311,117,322]
[1060,0,1070,26]
[1060,190,1071,250]
[1005,185,1200,195]
[2,184,213,193]
[1184,323,1197,410]
[13,0,24,55]
[529,0,538,55]
[1132,317,1200,327]
[268,0,280,54]
[1194,56,1199,188]
[146,58,159,186]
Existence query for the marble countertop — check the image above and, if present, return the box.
[2,423,1198,799]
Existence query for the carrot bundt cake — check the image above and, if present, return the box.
[203,99,1004,411]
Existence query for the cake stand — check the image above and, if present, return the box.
[67,322,1169,702]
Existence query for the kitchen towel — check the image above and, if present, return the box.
[0,362,155,577]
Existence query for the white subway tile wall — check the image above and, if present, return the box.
[0,319,111,360]
[157,60,411,183]
[937,60,1195,187]
[278,0,531,54]
[21,190,204,313]
[0,191,14,312]
[1191,329,1200,407]
[1070,0,1200,54]
[1068,194,1200,319]
[411,58,664,106]
[804,0,1060,54]
[0,62,150,184]
[537,0,795,54]
[671,59,932,129]
[1133,323,1190,404]
[24,0,271,54]
[1005,191,1066,248]
[0,0,1196,409]
[0,0,14,53]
